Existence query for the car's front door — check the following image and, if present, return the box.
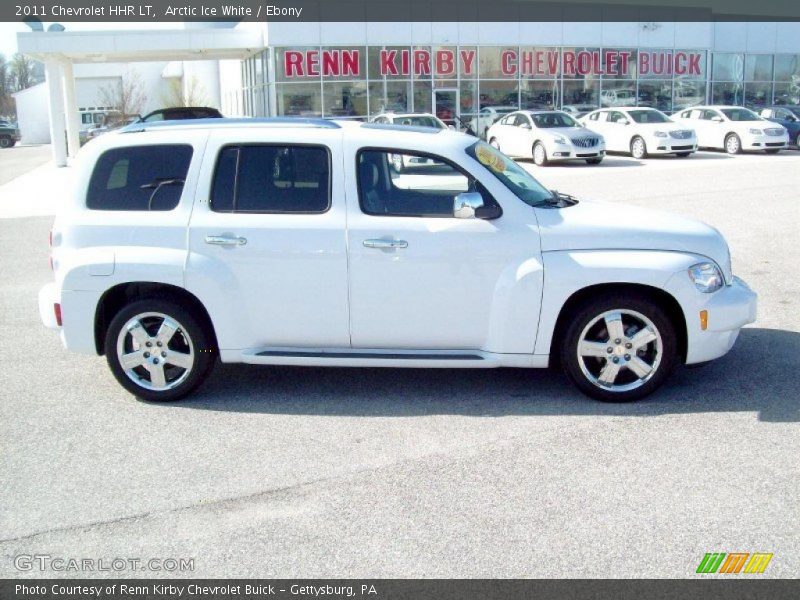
[604,111,629,152]
[343,144,542,352]
[186,129,351,352]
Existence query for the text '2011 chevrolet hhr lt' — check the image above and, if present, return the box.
[39,118,756,402]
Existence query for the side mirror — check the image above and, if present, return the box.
[453,192,484,219]
[619,118,630,125]
[711,116,723,122]
[521,122,532,129]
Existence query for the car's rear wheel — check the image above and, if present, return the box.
[560,292,678,402]
[630,136,647,159]
[533,142,549,166]
[725,133,741,154]
[0,136,12,148]
[105,299,216,401]
[585,157,603,165]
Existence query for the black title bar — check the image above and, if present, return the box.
[5,0,800,23]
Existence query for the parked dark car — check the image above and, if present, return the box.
[137,107,223,123]
[759,106,800,148]
[0,119,20,148]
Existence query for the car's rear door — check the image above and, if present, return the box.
[186,127,351,354]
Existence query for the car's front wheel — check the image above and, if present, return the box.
[533,142,549,166]
[560,292,678,402]
[725,133,741,154]
[105,299,216,401]
[0,136,12,149]
[630,136,647,159]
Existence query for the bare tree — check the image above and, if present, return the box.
[99,70,147,119]
[161,76,208,107]
[10,53,37,91]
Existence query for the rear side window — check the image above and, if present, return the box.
[87,145,192,211]
[210,145,330,213]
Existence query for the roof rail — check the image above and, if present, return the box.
[122,117,342,133]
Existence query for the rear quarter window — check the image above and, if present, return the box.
[86,144,192,211]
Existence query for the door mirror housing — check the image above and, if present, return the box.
[453,192,484,219]
[618,118,630,125]
[453,192,501,220]
[521,122,532,129]
[711,115,723,122]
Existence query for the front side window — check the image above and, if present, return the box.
[211,145,330,213]
[608,111,626,123]
[720,108,760,121]
[532,112,579,128]
[466,141,551,208]
[357,149,498,218]
[627,109,671,124]
[87,145,192,211]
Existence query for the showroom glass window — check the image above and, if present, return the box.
[773,54,799,105]
[519,46,560,110]
[711,53,744,105]
[275,47,323,117]
[561,47,600,110]
[744,54,773,110]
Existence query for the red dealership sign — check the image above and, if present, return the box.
[282,48,703,78]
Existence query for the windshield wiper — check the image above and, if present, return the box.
[530,190,579,208]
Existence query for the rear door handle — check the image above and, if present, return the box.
[205,235,247,246]
[363,239,408,249]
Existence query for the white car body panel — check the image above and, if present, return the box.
[40,119,756,378]
[673,105,789,151]
[581,107,697,156]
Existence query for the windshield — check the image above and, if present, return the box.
[786,107,800,118]
[721,108,760,121]
[466,141,552,207]
[532,112,580,128]
[396,116,445,129]
[628,109,671,124]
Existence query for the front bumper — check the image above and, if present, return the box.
[682,276,757,364]
[548,140,606,161]
[651,135,697,154]
[742,132,789,150]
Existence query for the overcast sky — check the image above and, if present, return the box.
[0,22,179,58]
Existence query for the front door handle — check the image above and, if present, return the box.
[205,235,247,246]
[363,239,408,249]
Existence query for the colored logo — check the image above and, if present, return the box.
[696,552,773,574]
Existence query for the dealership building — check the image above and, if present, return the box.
[17,19,800,165]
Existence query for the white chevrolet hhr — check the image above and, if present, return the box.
[39,118,756,403]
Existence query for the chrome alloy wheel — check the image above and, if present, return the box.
[631,137,646,159]
[116,312,195,391]
[725,134,740,154]
[533,143,547,165]
[576,309,663,393]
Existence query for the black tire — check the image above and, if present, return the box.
[585,157,603,165]
[630,136,647,159]
[725,133,741,155]
[533,142,549,166]
[105,298,216,401]
[764,149,781,154]
[675,152,692,157]
[559,291,679,402]
[0,136,12,149]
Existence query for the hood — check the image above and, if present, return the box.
[536,199,731,277]
[544,126,597,140]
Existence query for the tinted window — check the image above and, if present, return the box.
[211,145,330,213]
[628,109,671,123]
[87,145,192,211]
[358,149,498,218]
[395,116,444,128]
[532,112,579,128]
[721,108,760,121]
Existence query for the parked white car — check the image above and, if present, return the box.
[486,110,606,166]
[469,106,518,140]
[673,105,789,154]
[581,107,697,159]
[39,118,755,403]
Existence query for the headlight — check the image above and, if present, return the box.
[553,136,567,144]
[688,262,724,293]
[748,128,762,135]
[654,131,668,137]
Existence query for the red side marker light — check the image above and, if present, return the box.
[54,303,62,326]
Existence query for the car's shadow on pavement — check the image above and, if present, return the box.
[520,157,644,168]
[164,328,799,423]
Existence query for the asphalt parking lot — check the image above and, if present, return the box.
[1,150,798,578]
